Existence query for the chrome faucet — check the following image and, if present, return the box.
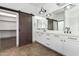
[64,27,71,34]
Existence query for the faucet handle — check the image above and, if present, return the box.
[69,31,71,34]
[64,31,66,33]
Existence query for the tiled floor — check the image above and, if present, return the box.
[0,42,61,56]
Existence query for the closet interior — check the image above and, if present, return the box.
[0,9,18,49]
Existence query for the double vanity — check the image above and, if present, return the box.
[35,30,79,56]
[32,4,79,56]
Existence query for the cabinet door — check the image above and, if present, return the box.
[50,34,64,54]
[36,32,45,42]
[35,32,40,40]
[64,38,79,56]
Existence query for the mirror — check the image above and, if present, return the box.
[64,4,79,34]
[47,3,79,35]
[47,8,65,31]
[35,4,79,35]
[36,17,47,30]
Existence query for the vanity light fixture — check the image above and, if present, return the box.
[39,7,46,14]
[0,11,16,17]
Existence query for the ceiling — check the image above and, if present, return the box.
[0,3,69,17]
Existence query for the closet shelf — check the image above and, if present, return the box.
[0,20,16,22]
[0,29,16,31]
[0,14,17,18]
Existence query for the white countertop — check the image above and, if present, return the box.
[36,30,79,37]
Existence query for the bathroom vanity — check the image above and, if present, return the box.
[35,31,79,56]
[32,4,79,56]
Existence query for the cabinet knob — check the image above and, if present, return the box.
[64,40,66,42]
[60,40,63,42]
[47,38,50,40]
[60,40,66,42]
[46,43,50,45]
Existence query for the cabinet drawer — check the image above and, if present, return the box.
[64,43,79,56]
[36,38,51,48]
[65,39,79,46]
[68,37,79,42]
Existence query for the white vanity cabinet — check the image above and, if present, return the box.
[53,35,79,56]
[35,32,64,54]
[49,34,64,54]
[35,32,46,45]
[35,31,79,56]
[63,37,79,56]
[51,35,79,56]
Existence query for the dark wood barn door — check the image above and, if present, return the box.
[19,12,32,46]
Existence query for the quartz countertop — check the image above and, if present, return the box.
[36,30,79,37]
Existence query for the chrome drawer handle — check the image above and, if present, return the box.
[46,43,50,45]
[60,40,66,42]
[68,37,77,40]
[46,38,50,40]
[60,40,63,42]
[64,40,66,42]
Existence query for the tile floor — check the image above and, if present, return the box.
[0,42,62,56]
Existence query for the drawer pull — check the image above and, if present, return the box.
[60,40,63,42]
[68,37,77,40]
[46,43,50,45]
[46,38,50,40]
[64,40,66,42]
[60,40,66,42]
